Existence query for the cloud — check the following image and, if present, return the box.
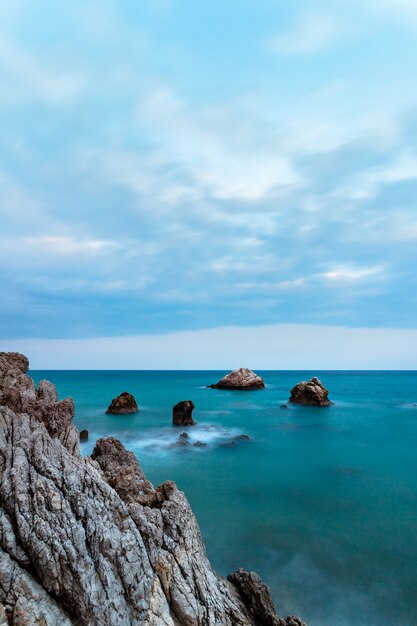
[322,265,385,283]
[0,0,417,340]
[0,236,120,257]
[266,13,345,55]
[0,38,85,105]
[133,87,301,202]
[24,236,120,255]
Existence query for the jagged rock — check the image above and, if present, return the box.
[79,429,89,443]
[0,351,306,626]
[209,368,265,390]
[289,377,333,407]
[91,436,156,505]
[106,391,138,415]
[0,352,78,455]
[228,568,279,625]
[228,570,307,626]
[280,404,288,410]
[172,400,195,426]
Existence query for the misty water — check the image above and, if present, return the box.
[31,370,417,626]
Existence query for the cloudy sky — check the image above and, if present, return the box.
[1,0,417,367]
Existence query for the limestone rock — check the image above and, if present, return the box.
[106,391,138,414]
[172,400,195,426]
[289,377,333,407]
[0,351,306,626]
[209,368,265,390]
[228,569,307,626]
[91,436,156,505]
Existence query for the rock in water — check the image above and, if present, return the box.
[228,569,307,626]
[106,391,138,414]
[289,377,333,407]
[209,367,265,390]
[172,400,195,425]
[0,351,306,626]
[79,429,88,442]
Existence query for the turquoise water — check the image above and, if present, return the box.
[31,370,417,626]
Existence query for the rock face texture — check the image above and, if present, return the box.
[0,351,306,626]
[227,569,305,626]
[106,391,139,414]
[209,368,265,390]
[289,377,333,407]
[172,400,195,426]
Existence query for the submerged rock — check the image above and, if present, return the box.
[0,351,306,626]
[209,368,265,390]
[171,432,207,449]
[106,391,138,414]
[289,377,333,407]
[172,399,195,426]
[219,434,251,448]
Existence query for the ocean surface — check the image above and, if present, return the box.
[31,370,417,626]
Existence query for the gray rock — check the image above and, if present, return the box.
[209,368,265,390]
[0,351,306,626]
[228,569,307,626]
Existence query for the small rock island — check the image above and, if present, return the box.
[209,367,265,390]
[106,391,139,414]
[172,400,195,426]
[289,377,333,406]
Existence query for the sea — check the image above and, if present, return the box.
[31,370,417,626]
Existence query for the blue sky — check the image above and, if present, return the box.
[1,0,417,365]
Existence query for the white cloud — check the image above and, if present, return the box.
[133,87,301,202]
[266,13,344,55]
[0,236,120,256]
[322,265,385,282]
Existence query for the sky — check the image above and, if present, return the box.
[1,0,417,367]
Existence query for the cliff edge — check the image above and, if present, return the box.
[0,352,306,626]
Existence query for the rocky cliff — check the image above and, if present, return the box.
[0,352,306,626]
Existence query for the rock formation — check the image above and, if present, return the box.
[289,377,333,407]
[171,432,207,449]
[79,429,89,442]
[106,391,139,414]
[227,569,306,626]
[219,434,251,448]
[0,351,306,626]
[172,399,195,426]
[209,368,265,390]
